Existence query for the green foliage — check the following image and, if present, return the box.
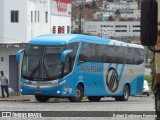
[144,75,152,84]
[108,15,113,21]
[71,29,79,34]
[83,32,92,35]
[107,0,113,2]
[71,29,91,35]
[92,0,97,9]
[115,9,120,16]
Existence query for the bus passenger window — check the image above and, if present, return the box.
[125,48,135,64]
[79,43,90,63]
[115,46,125,64]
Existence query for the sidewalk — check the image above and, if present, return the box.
[0,94,34,101]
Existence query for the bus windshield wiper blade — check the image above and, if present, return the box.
[30,60,40,79]
[43,64,50,80]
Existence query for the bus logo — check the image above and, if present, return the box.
[106,67,119,93]
[40,72,46,78]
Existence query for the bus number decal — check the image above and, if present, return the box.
[106,67,119,93]
[81,65,101,72]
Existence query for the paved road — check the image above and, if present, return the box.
[0,95,156,120]
[145,68,151,75]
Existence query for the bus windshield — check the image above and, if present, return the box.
[22,45,65,80]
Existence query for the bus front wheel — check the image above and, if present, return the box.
[115,85,130,101]
[69,85,84,102]
[35,95,50,102]
[88,96,101,102]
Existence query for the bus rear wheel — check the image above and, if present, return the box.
[115,85,130,101]
[88,96,101,102]
[69,85,84,102]
[35,95,50,102]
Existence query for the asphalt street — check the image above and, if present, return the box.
[0,95,156,120]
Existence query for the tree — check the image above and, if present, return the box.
[92,0,97,9]
[108,15,113,21]
[107,0,113,2]
[115,9,120,17]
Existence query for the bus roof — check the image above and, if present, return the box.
[28,34,144,49]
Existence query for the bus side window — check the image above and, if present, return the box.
[115,46,125,64]
[103,45,116,63]
[125,47,135,64]
[79,43,88,63]
[79,43,93,63]
[66,42,79,72]
[134,48,141,65]
[139,49,145,64]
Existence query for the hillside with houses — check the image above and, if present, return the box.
[71,0,141,43]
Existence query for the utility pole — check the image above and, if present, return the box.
[78,5,82,34]
[155,1,160,83]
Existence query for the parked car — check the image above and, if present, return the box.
[142,80,150,96]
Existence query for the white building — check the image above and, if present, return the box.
[94,10,115,19]
[83,21,140,38]
[106,1,138,11]
[0,0,71,92]
[120,9,140,19]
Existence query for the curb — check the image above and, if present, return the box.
[0,99,31,102]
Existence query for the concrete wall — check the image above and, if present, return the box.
[0,47,22,78]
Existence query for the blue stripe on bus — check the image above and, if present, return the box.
[108,63,112,69]
[118,64,125,81]
[115,64,118,69]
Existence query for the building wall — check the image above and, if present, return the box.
[3,0,27,43]
[51,16,71,34]
[0,47,21,78]
[107,2,138,11]
[27,0,50,41]
[51,0,71,34]
[0,0,4,42]
[83,21,140,38]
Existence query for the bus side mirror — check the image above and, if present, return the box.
[16,49,24,63]
[140,0,158,46]
[61,50,73,63]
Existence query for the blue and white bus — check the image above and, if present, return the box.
[16,34,145,102]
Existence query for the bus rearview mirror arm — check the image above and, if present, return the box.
[61,50,73,63]
[60,50,73,78]
[16,49,24,63]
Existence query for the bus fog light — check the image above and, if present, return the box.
[57,91,60,94]
[21,89,22,92]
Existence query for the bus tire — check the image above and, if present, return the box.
[69,85,84,102]
[35,95,50,102]
[115,85,129,101]
[88,96,101,102]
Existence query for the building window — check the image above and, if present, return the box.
[11,10,19,23]
[62,26,64,33]
[115,30,127,32]
[45,11,48,23]
[67,26,70,34]
[35,11,36,22]
[38,11,40,22]
[31,11,33,23]
[133,30,140,32]
[1,57,4,62]
[58,26,62,34]
[53,26,56,34]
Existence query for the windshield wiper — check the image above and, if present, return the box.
[30,60,40,79]
[43,64,50,80]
